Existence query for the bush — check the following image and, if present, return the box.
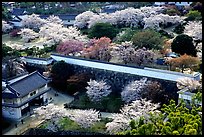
[166,8,181,16]
[88,23,119,40]
[131,29,164,50]
[115,28,136,43]
[185,10,202,21]
[171,34,197,56]
[158,29,174,38]
[173,23,185,34]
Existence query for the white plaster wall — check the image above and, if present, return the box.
[2,107,21,119]
[51,55,199,82]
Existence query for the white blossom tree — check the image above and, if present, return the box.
[46,15,63,25]
[39,23,88,45]
[121,78,149,103]
[86,79,112,102]
[74,11,96,29]
[106,99,160,134]
[19,28,39,43]
[21,14,47,31]
[110,41,135,64]
[176,77,201,91]
[2,20,13,33]
[33,104,101,131]
[68,109,100,128]
[184,21,202,41]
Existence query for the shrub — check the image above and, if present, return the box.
[173,23,185,34]
[185,10,202,21]
[115,28,136,43]
[88,23,119,40]
[131,29,163,50]
[171,34,197,56]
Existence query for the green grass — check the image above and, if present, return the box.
[69,92,123,113]
[2,34,23,45]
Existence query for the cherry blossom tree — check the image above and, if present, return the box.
[39,24,88,45]
[143,14,183,30]
[176,77,201,91]
[184,21,202,41]
[86,79,112,102]
[33,104,101,131]
[74,11,96,29]
[82,37,111,61]
[132,47,155,66]
[68,109,100,128]
[106,99,160,134]
[21,14,47,31]
[46,15,63,25]
[2,20,13,33]
[19,28,39,43]
[56,40,84,56]
[110,41,135,64]
[121,78,149,103]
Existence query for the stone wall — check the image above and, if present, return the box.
[70,64,179,100]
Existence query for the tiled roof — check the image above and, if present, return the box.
[39,14,77,20]
[3,71,49,98]
[23,56,53,61]
[11,8,26,16]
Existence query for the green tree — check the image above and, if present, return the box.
[131,29,164,50]
[115,28,136,43]
[185,10,202,21]
[171,34,197,56]
[88,23,119,40]
[2,6,12,21]
[119,100,202,135]
[2,44,12,58]
[51,61,72,90]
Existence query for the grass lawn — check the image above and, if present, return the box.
[2,34,24,46]
[68,92,123,113]
[40,117,112,134]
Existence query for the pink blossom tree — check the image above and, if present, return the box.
[56,40,84,56]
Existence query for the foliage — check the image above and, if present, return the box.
[184,21,202,41]
[19,28,39,43]
[186,10,202,21]
[51,61,72,89]
[166,54,200,73]
[115,28,137,43]
[82,37,111,61]
[88,23,118,40]
[131,29,164,50]
[176,77,201,91]
[2,20,13,33]
[56,40,84,56]
[119,100,202,135]
[66,73,93,94]
[2,6,12,21]
[86,79,112,102]
[2,44,13,58]
[69,92,122,113]
[173,23,185,34]
[106,99,160,134]
[171,34,197,56]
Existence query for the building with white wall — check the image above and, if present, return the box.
[2,71,51,121]
[50,53,201,82]
[20,56,54,66]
